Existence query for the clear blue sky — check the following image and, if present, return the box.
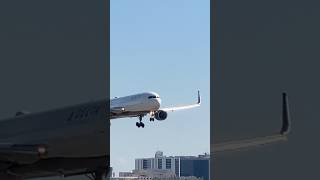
[110,0,210,175]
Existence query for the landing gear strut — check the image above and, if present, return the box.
[150,111,155,121]
[136,115,145,128]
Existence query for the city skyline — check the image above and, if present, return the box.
[122,151,209,180]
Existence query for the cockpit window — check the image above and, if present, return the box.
[148,95,159,99]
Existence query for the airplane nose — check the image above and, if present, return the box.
[156,98,161,109]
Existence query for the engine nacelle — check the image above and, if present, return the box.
[155,110,168,121]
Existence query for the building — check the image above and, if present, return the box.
[134,151,209,180]
[119,171,135,177]
[135,151,177,172]
[114,169,201,180]
[179,156,209,180]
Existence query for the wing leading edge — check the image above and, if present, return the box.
[212,92,291,154]
[161,90,201,112]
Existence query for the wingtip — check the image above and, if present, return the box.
[282,92,287,97]
[198,91,201,104]
[280,92,291,135]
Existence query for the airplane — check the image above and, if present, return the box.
[0,91,201,180]
[0,91,291,180]
[110,91,201,128]
[0,99,110,180]
[110,90,291,152]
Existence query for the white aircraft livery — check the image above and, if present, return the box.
[110,91,201,128]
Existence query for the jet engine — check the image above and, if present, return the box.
[155,110,168,121]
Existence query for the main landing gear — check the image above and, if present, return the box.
[136,115,145,128]
[85,168,108,180]
[136,112,156,128]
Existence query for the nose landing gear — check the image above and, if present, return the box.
[150,111,155,121]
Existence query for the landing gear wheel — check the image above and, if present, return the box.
[85,168,105,180]
[136,115,145,128]
[150,118,154,121]
[136,122,140,128]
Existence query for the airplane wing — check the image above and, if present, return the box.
[110,107,125,114]
[212,92,291,154]
[0,143,48,164]
[160,90,201,112]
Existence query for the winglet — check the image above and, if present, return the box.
[280,92,291,135]
[197,90,201,105]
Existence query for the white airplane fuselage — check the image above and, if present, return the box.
[110,92,161,115]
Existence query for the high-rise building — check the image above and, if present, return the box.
[179,156,209,180]
[134,151,209,180]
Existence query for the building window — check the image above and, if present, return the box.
[142,159,151,170]
[166,159,171,169]
[143,160,148,169]
[158,159,162,169]
[175,159,180,176]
